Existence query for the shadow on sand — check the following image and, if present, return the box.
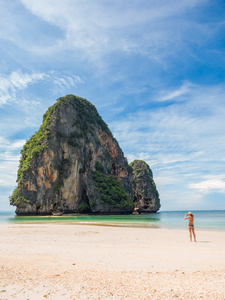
[196,241,211,243]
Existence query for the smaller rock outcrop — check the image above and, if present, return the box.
[130,160,160,213]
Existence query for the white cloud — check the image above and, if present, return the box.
[9,71,45,89]
[19,0,214,64]
[112,82,225,160]
[0,138,26,187]
[157,82,190,101]
[52,74,83,94]
[0,70,83,107]
[189,179,225,193]
[0,71,47,106]
[159,188,204,211]
[0,138,26,152]
[0,162,19,187]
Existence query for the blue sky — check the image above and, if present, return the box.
[1,0,225,211]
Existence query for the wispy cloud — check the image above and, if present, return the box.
[19,0,216,65]
[9,71,45,89]
[0,138,26,152]
[111,82,225,159]
[189,177,225,193]
[157,82,190,101]
[51,73,83,94]
[0,71,47,106]
[0,137,26,187]
[0,70,83,107]
[0,160,20,187]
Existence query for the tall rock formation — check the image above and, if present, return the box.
[129,160,160,213]
[10,95,160,215]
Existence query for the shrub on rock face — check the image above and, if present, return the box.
[91,170,134,213]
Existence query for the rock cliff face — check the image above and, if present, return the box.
[129,160,160,213]
[10,95,160,215]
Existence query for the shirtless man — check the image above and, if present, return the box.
[184,212,197,242]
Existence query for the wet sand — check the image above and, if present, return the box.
[0,223,225,299]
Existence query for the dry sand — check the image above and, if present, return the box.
[0,223,225,299]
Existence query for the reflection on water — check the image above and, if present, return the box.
[12,213,161,228]
[1,210,225,230]
[2,212,161,228]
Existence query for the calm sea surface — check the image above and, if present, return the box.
[0,210,225,231]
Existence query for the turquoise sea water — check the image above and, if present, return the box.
[0,210,225,231]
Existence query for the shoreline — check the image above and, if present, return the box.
[0,223,225,299]
[1,218,225,232]
[1,210,225,233]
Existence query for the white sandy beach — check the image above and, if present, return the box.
[0,223,225,299]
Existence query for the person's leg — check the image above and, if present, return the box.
[188,226,192,242]
[192,227,197,242]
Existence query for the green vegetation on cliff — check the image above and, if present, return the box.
[9,189,29,207]
[91,169,134,212]
[10,100,60,206]
[19,102,59,176]
[10,95,113,206]
[78,193,90,213]
[130,160,153,178]
[66,95,112,137]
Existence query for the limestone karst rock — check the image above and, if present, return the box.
[129,160,160,213]
[10,95,160,215]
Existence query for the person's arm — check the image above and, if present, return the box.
[184,213,189,220]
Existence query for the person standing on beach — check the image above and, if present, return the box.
[184,212,197,242]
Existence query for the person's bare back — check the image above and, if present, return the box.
[188,215,194,226]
